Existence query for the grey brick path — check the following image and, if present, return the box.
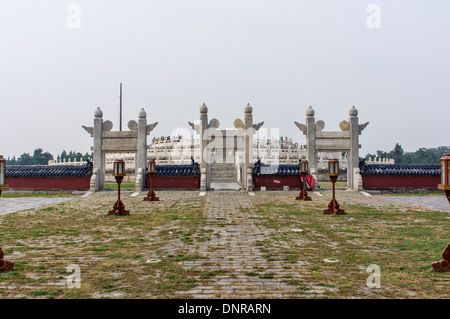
[0,198,73,215]
[176,191,328,298]
[382,196,450,213]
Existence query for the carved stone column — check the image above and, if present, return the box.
[244,104,253,191]
[137,108,148,191]
[349,106,359,190]
[305,107,318,190]
[93,107,104,191]
[199,104,208,191]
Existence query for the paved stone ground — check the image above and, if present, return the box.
[382,196,450,213]
[1,190,448,299]
[0,198,73,215]
[175,191,329,298]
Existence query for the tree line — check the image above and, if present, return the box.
[364,144,450,165]
[6,149,92,166]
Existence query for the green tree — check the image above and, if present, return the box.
[17,153,33,165]
[389,143,404,164]
[61,150,67,162]
[365,144,450,165]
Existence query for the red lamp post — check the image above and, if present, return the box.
[0,158,14,272]
[296,160,311,201]
[0,246,15,273]
[144,159,159,201]
[323,159,346,215]
[438,154,450,204]
[0,155,9,197]
[108,159,130,216]
[432,155,450,271]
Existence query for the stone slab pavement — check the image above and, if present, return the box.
[382,196,450,213]
[0,198,74,215]
[173,191,329,299]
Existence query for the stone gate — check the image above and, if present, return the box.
[83,107,158,191]
[295,106,368,190]
[189,103,264,191]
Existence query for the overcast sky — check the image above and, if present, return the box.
[1,0,449,159]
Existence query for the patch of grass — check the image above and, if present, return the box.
[382,192,445,197]
[260,272,276,279]
[284,279,301,286]
[30,289,59,297]
[245,272,259,277]
[105,182,135,189]
[173,254,205,261]
[200,270,224,279]
[124,222,144,226]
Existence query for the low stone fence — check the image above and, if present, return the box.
[5,162,93,191]
[145,164,201,190]
[360,163,441,190]
[252,164,315,190]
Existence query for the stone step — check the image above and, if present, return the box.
[211,171,237,176]
[210,164,238,184]
[212,179,238,183]
[211,175,237,183]
[211,174,237,180]
[211,175,237,179]
[212,175,236,179]
[210,182,241,191]
[211,166,236,172]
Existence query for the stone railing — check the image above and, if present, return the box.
[365,157,395,165]
[48,159,87,166]
[102,138,353,168]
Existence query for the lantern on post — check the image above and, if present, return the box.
[108,159,130,216]
[323,159,346,215]
[144,159,159,201]
[431,243,450,272]
[296,160,311,201]
[438,154,450,205]
[0,246,15,273]
[0,155,9,197]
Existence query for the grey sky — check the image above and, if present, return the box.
[1,0,449,159]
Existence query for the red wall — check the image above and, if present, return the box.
[254,176,301,189]
[146,176,200,190]
[5,177,91,190]
[362,176,440,189]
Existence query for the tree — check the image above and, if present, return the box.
[17,153,32,165]
[365,144,450,165]
[7,149,91,166]
[61,150,67,162]
[389,143,404,164]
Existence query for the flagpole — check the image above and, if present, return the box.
[119,83,123,131]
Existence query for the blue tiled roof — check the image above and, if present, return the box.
[252,164,301,176]
[360,161,440,176]
[152,163,200,177]
[5,161,93,178]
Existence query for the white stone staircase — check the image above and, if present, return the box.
[210,163,241,191]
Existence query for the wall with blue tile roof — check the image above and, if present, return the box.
[252,164,301,177]
[360,161,440,177]
[147,163,200,177]
[5,161,93,178]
